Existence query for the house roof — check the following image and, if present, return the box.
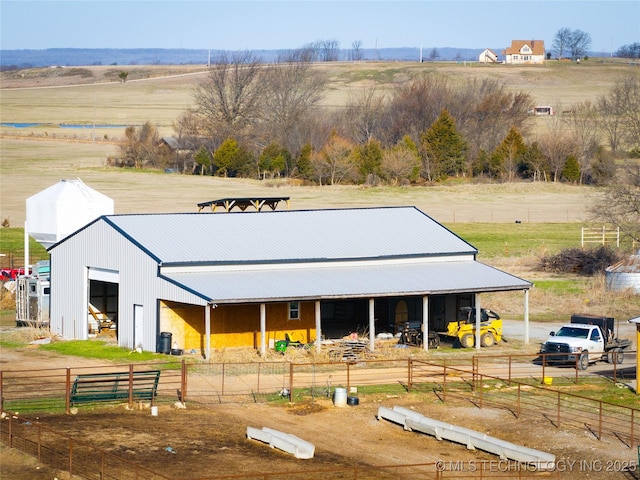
[99,206,478,265]
[504,40,545,56]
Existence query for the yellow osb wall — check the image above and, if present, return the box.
[159,301,316,351]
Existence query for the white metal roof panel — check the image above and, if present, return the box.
[163,260,532,303]
[103,207,475,265]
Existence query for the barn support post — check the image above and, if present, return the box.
[524,289,530,346]
[314,301,321,353]
[260,303,266,357]
[422,296,429,352]
[368,298,375,351]
[475,294,481,351]
[205,303,211,361]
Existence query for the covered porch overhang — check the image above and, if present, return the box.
[161,260,533,359]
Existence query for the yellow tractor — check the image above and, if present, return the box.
[447,307,502,348]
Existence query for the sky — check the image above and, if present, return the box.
[1,0,638,53]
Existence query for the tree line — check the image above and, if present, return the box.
[117,50,639,187]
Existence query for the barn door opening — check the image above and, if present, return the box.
[87,268,119,337]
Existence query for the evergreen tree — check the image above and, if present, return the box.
[491,126,528,180]
[295,143,315,181]
[354,139,383,183]
[194,146,212,175]
[561,155,580,183]
[420,109,467,181]
[212,139,239,177]
[259,142,290,178]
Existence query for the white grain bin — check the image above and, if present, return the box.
[26,178,114,248]
[605,251,640,294]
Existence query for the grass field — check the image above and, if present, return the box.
[1,60,639,324]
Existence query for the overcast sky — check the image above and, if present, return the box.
[1,1,638,53]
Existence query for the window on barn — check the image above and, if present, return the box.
[288,301,300,320]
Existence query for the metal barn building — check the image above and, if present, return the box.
[48,207,532,358]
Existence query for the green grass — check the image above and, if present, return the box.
[531,279,589,295]
[442,222,579,258]
[0,227,49,265]
[38,339,165,362]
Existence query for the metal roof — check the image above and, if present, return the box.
[102,206,477,265]
[163,260,532,303]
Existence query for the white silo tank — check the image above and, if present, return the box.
[605,251,640,294]
[26,178,114,249]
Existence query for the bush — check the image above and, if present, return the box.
[538,246,620,275]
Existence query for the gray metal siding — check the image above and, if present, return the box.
[50,221,206,351]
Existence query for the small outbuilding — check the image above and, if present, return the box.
[606,251,640,294]
[478,48,499,63]
[48,207,532,358]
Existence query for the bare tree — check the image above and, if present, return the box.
[563,101,601,183]
[344,83,386,144]
[598,73,640,153]
[380,74,451,146]
[312,130,356,185]
[428,48,440,61]
[193,51,265,143]
[318,39,340,62]
[552,27,572,59]
[590,165,640,243]
[381,140,421,185]
[537,119,579,182]
[351,40,363,61]
[118,122,164,169]
[568,29,592,60]
[259,50,327,154]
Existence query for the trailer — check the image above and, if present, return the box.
[15,261,50,327]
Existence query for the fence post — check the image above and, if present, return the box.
[508,355,512,385]
[65,367,71,414]
[221,363,225,396]
[257,362,261,394]
[346,362,351,393]
[69,438,73,476]
[128,364,134,408]
[598,401,603,441]
[288,362,294,403]
[556,391,561,428]
[37,424,42,461]
[631,409,635,448]
[442,364,447,403]
[472,356,477,391]
[181,359,187,403]
[407,358,412,392]
[517,384,521,418]
[479,374,483,409]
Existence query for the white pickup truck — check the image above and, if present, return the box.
[539,314,631,370]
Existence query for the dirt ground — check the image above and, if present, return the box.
[1,344,637,480]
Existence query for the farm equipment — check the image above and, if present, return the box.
[445,307,502,348]
[274,333,305,353]
[397,321,440,348]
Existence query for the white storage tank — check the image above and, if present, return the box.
[605,251,640,294]
[26,178,114,248]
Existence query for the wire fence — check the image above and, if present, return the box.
[1,352,638,479]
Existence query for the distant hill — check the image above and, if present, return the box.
[0,47,492,68]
